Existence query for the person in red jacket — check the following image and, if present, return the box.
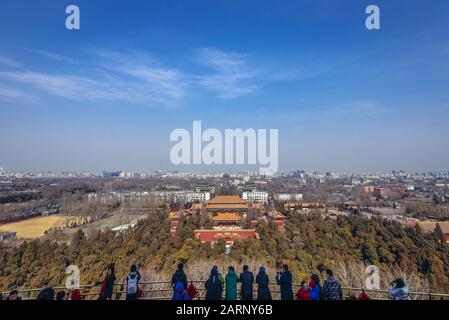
[186,281,199,300]
[296,280,312,300]
[70,289,82,300]
[358,289,371,300]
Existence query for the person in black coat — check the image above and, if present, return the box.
[36,287,55,300]
[256,266,272,300]
[171,263,188,293]
[99,263,116,300]
[239,265,254,300]
[205,267,223,300]
[276,264,294,300]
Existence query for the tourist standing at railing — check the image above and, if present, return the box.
[125,264,141,300]
[205,266,223,300]
[389,278,410,300]
[225,266,238,300]
[256,266,272,300]
[296,280,312,300]
[276,264,294,300]
[239,265,254,300]
[308,274,322,301]
[99,263,116,300]
[213,265,225,286]
[171,263,188,294]
[36,287,55,300]
[323,269,343,300]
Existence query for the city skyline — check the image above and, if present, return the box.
[1,0,449,173]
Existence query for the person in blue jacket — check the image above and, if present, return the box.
[172,282,189,300]
[308,274,322,301]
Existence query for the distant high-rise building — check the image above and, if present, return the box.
[102,171,121,178]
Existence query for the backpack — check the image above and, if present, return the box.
[218,273,225,285]
[127,275,138,294]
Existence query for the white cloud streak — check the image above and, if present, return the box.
[0,55,22,68]
[0,47,300,106]
[195,48,260,98]
[26,49,79,64]
[0,85,36,104]
[0,50,187,107]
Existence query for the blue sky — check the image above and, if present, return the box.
[0,0,449,173]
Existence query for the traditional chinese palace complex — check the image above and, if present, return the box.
[169,195,286,248]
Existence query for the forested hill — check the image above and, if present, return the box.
[1,212,449,294]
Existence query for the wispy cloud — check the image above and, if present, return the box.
[91,50,186,101]
[0,50,187,107]
[0,47,304,106]
[0,85,36,104]
[26,49,78,64]
[195,48,259,98]
[0,70,111,101]
[0,55,21,68]
[350,100,389,116]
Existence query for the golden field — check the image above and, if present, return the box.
[0,215,69,238]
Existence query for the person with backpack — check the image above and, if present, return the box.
[225,266,239,300]
[205,266,223,300]
[296,280,312,300]
[171,263,188,294]
[323,269,343,300]
[389,278,410,300]
[99,263,116,300]
[276,264,294,300]
[212,265,225,286]
[126,264,141,300]
[256,266,272,300]
[172,282,189,300]
[308,274,322,301]
[239,265,254,300]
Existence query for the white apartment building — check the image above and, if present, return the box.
[273,193,303,202]
[242,191,269,204]
[185,192,211,203]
